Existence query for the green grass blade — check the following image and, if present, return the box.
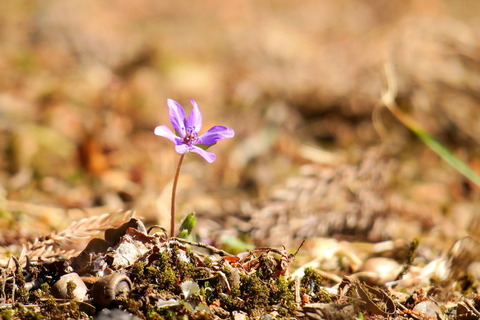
[411,126,480,188]
[382,63,480,188]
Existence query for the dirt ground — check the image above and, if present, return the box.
[1,1,480,319]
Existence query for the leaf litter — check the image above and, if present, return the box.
[0,209,479,319]
[1,1,480,319]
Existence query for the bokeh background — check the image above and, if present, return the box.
[1,0,480,252]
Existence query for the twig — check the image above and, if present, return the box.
[172,237,232,257]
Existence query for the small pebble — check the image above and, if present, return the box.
[94,308,140,320]
[52,273,88,301]
[413,301,445,320]
[356,257,401,286]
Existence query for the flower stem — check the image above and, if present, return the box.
[170,153,185,237]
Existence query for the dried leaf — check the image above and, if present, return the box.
[355,281,395,316]
[13,210,133,269]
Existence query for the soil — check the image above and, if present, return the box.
[1,1,480,319]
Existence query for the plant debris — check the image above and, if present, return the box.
[0,215,479,319]
[1,1,480,319]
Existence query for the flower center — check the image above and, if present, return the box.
[184,127,198,145]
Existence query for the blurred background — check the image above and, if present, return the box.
[0,0,479,252]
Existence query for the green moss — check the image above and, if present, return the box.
[256,254,276,280]
[301,268,322,294]
[145,253,177,292]
[66,281,77,300]
[14,304,44,320]
[170,246,197,281]
[219,293,245,312]
[230,286,241,300]
[317,287,332,303]
[456,273,477,294]
[301,267,332,303]
[158,307,185,320]
[42,295,61,319]
[240,273,269,311]
[271,277,296,316]
[202,256,213,269]
[30,282,51,301]
[33,294,84,320]
[0,309,15,320]
[192,267,211,281]
[130,261,146,283]
[39,282,51,294]
[60,301,81,319]
[123,298,143,319]
[145,304,162,320]
[200,284,214,305]
[14,268,29,303]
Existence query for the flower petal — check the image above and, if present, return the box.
[154,125,179,143]
[190,146,216,163]
[167,99,186,137]
[186,99,202,133]
[175,144,189,154]
[196,125,235,145]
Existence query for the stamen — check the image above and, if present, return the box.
[184,127,198,145]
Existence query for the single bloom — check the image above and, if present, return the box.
[154,99,234,163]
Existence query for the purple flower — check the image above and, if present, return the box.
[154,99,234,163]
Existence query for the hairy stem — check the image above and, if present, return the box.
[171,153,185,237]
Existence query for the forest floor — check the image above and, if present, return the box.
[1,1,480,319]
